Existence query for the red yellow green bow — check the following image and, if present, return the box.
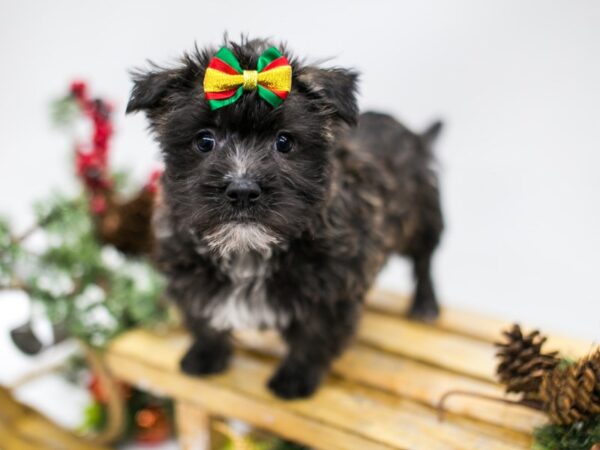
[203,47,292,110]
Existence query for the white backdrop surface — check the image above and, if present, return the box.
[1,0,599,344]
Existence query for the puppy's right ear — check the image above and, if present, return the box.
[126,66,185,114]
[296,66,360,126]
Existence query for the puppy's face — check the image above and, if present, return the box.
[127,39,358,257]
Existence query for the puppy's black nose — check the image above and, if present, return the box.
[225,179,261,206]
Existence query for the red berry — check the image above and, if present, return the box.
[70,81,87,99]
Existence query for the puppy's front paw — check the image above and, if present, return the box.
[267,360,325,400]
[180,340,232,376]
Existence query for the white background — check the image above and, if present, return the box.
[0,0,599,434]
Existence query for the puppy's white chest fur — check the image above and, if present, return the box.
[208,252,285,331]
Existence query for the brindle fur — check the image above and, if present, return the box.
[127,37,444,399]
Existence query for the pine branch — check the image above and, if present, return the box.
[11,206,65,245]
[11,222,39,245]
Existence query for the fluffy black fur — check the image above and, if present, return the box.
[127,37,444,399]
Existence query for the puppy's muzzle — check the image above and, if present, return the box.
[225,178,261,208]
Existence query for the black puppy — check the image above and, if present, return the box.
[127,37,444,399]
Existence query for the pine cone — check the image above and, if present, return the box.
[540,351,600,425]
[96,188,155,256]
[495,324,560,399]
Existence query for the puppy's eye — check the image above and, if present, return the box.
[194,131,216,153]
[274,133,294,153]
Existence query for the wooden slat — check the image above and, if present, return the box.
[359,311,497,381]
[367,289,593,358]
[235,330,545,434]
[0,421,42,450]
[106,352,394,450]
[332,345,543,434]
[232,303,561,386]
[11,414,109,450]
[175,401,211,450]
[366,290,508,343]
[106,329,530,450]
[0,387,110,450]
[0,387,27,422]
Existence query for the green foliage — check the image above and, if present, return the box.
[50,95,79,127]
[222,439,270,450]
[2,192,168,347]
[221,437,308,450]
[271,440,311,450]
[79,387,174,441]
[533,416,600,450]
[80,401,107,433]
[0,216,20,286]
[111,170,132,193]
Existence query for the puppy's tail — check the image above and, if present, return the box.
[421,120,443,147]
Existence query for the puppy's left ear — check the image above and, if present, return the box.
[126,66,189,114]
[297,67,359,126]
